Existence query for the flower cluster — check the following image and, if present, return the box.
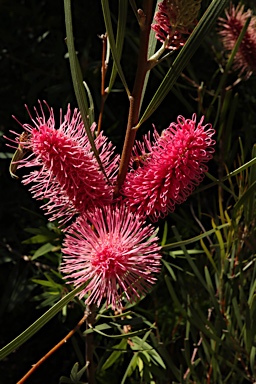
[218,3,256,79]
[151,0,202,50]
[8,102,215,310]
[11,102,119,225]
[122,115,215,221]
[61,205,161,310]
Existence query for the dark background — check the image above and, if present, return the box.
[1,1,256,383]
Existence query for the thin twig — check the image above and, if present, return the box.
[97,33,108,135]
[17,311,89,384]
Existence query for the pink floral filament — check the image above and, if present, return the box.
[122,114,215,221]
[61,204,162,310]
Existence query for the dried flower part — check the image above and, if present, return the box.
[151,0,201,50]
[218,3,256,79]
[61,204,162,310]
[11,102,119,224]
[122,114,215,222]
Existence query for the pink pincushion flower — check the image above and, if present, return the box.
[218,3,256,79]
[122,114,215,221]
[10,102,119,224]
[151,0,201,50]
[60,204,162,310]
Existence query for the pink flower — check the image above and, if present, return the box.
[218,3,256,79]
[151,0,200,50]
[122,114,215,221]
[10,102,119,224]
[60,204,162,310]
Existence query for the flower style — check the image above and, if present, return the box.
[122,114,215,222]
[151,0,201,50]
[60,204,162,310]
[218,3,256,79]
[10,102,119,224]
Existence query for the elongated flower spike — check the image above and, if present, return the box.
[61,204,162,310]
[152,0,202,50]
[9,101,119,224]
[122,114,215,222]
[218,3,256,79]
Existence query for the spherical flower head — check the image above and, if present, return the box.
[10,102,119,224]
[60,204,162,310]
[122,114,215,222]
[151,0,201,50]
[218,3,256,79]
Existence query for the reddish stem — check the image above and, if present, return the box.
[114,0,154,196]
[97,34,108,135]
[17,312,88,384]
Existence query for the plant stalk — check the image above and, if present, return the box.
[114,0,153,196]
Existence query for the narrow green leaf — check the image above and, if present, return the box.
[250,346,256,376]
[64,0,107,177]
[222,157,256,181]
[101,0,130,96]
[200,238,218,274]
[83,81,95,125]
[131,336,166,369]
[121,353,139,384]
[231,297,243,332]
[164,275,187,317]
[172,226,207,290]
[232,180,256,219]
[84,325,150,339]
[107,0,128,92]
[161,220,168,246]
[161,259,177,281]
[0,285,85,360]
[246,145,256,223]
[162,223,230,250]
[22,234,56,244]
[101,338,127,370]
[70,362,79,379]
[137,0,229,127]
[31,243,59,260]
[204,266,220,312]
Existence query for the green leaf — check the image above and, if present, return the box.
[161,221,168,246]
[101,0,130,95]
[101,338,127,370]
[22,234,56,244]
[64,0,107,178]
[231,297,243,332]
[162,223,230,250]
[161,259,177,281]
[137,0,229,127]
[172,226,207,290]
[121,353,138,383]
[139,0,162,111]
[83,81,95,124]
[164,275,187,318]
[107,0,128,93]
[232,180,256,220]
[0,284,85,360]
[204,266,220,312]
[31,243,60,260]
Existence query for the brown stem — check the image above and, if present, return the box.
[114,0,154,196]
[97,34,108,135]
[17,312,89,384]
